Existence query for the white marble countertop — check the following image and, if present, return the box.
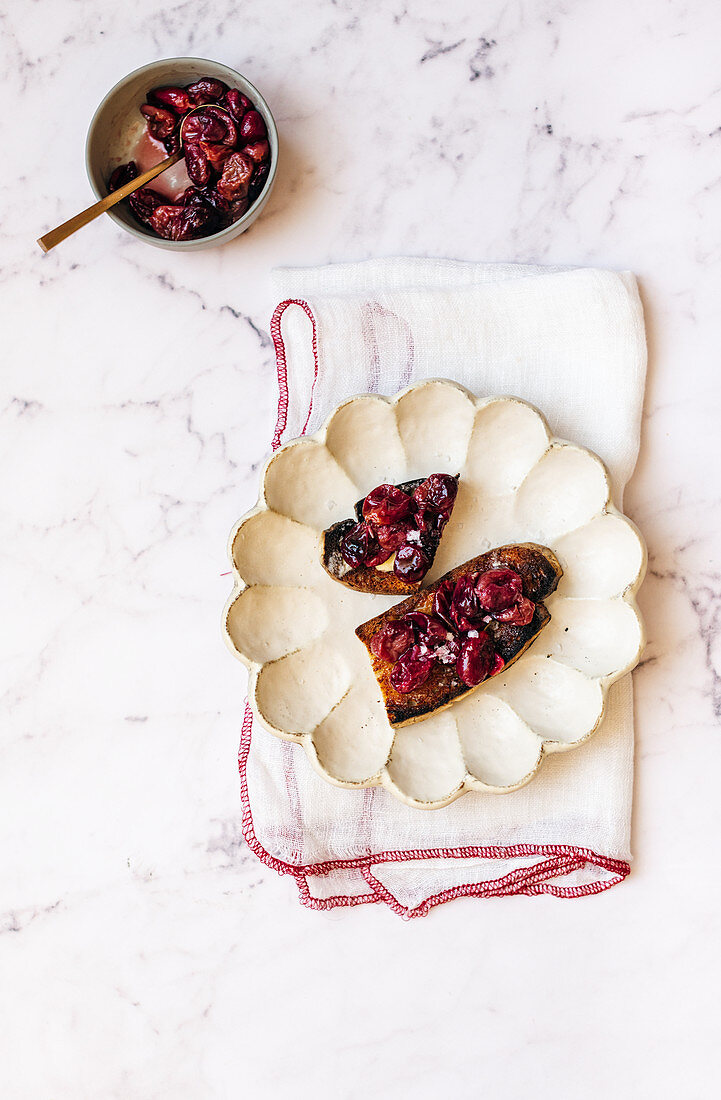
[3,1,721,1096]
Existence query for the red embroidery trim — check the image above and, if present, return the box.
[238,703,629,917]
[269,299,319,449]
[239,298,632,917]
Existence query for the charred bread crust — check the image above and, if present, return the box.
[355,543,563,727]
[322,516,420,595]
[321,477,447,595]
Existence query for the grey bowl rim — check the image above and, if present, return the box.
[84,55,279,249]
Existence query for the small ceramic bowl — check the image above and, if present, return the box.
[85,57,278,251]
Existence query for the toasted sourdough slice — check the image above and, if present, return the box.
[321,477,454,596]
[355,543,563,727]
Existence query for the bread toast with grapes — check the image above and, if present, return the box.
[355,544,562,727]
[322,474,458,595]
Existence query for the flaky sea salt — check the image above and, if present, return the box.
[434,646,454,665]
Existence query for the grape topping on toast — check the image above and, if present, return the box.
[355,543,563,727]
[321,473,458,595]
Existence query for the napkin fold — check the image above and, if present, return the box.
[239,258,646,916]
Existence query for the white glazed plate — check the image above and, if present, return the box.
[224,380,646,809]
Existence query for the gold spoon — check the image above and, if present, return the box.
[37,105,231,253]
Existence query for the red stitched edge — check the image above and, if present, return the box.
[239,299,632,918]
[269,299,319,449]
[239,706,629,917]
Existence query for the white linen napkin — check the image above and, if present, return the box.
[239,258,647,914]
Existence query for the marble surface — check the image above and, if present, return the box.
[3,0,721,1096]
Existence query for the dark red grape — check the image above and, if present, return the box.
[414,506,443,534]
[413,473,458,514]
[229,196,250,220]
[475,568,524,612]
[184,141,211,186]
[216,152,254,200]
[186,77,228,105]
[393,544,428,582]
[403,613,448,649]
[202,104,238,145]
[201,188,233,222]
[181,107,227,145]
[128,187,165,225]
[181,186,204,207]
[200,140,233,171]
[140,104,176,139]
[450,574,484,631]
[340,522,375,567]
[370,620,415,663]
[457,633,496,687]
[180,187,230,226]
[242,140,270,165]
[362,484,412,526]
[390,645,435,693]
[239,109,267,142]
[248,163,270,203]
[108,161,138,191]
[432,577,456,629]
[413,474,457,532]
[177,204,216,239]
[493,596,535,625]
[364,543,393,568]
[148,203,215,241]
[223,89,251,121]
[149,85,192,114]
[375,521,414,551]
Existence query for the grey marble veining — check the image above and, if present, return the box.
[2,1,721,1096]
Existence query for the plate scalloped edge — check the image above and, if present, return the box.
[223,379,647,810]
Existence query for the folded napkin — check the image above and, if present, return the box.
[239,258,647,915]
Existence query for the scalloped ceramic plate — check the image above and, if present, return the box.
[224,380,646,809]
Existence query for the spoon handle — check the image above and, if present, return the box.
[37,151,183,253]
